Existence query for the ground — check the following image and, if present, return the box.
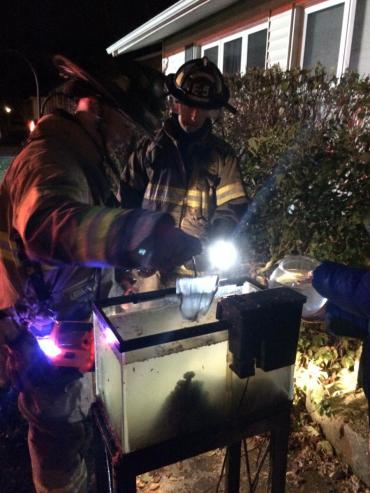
[0,387,369,493]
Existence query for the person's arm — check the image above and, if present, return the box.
[312,261,370,319]
[324,301,369,339]
[11,140,200,272]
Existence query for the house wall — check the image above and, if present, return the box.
[162,0,369,77]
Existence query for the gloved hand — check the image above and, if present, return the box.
[119,210,202,272]
[133,224,202,273]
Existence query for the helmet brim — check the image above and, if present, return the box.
[165,73,237,114]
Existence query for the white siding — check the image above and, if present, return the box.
[163,51,185,74]
[267,10,293,69]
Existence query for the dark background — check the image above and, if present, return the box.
[1,0,176,98]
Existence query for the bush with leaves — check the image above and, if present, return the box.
[216,66,370,269]
[294,322,363,417]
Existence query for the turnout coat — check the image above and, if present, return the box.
[0,111,170,337]
[121,115,247,240]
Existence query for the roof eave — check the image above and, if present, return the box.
[106,0,212,56]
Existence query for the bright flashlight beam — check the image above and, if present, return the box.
[208,240,238,271]
[233,126,313,239]
[37,337,62,358]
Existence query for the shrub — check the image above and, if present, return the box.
[216,66,370,269]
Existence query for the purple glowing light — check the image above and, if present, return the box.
[37,337,62,358]
[104,328,119,346]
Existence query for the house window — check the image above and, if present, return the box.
[203,46,219,65]
[185,44,201,62]
[302,1,345,75]
[247,29,267,69]
[201,23,267,75]
[349,0,370,75]
[223,37,242,74]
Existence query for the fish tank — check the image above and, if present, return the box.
[93,278,297,454]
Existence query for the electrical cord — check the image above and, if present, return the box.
[209,352,272,492]
[238,377,250,409]
[213,376,251,492]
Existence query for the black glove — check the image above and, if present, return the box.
[133,223,202,273]
[112,209,202,272]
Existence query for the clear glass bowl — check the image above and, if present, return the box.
[268,255,326,319]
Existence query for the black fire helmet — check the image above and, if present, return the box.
[165,57,236,114]
[53,54,167,137]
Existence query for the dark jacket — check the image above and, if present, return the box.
[313,260,370,402]
[313,261,370,333]
[121,115,247,240]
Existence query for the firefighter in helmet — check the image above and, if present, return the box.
[121,57,247,289]
[0,55,201,493]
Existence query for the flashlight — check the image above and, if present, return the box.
[31,321,94,372]
[208,240,238,271]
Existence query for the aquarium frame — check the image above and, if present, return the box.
[93,275,264,353]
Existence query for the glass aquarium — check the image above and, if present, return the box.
[93,279,296,453]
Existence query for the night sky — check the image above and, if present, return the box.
[1,0,176,98]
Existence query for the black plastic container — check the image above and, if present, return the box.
[216,287,306,378]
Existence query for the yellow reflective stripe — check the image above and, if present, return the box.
[75,207,122,261]
[176,264,195,276]
[144,183,210,209]
[144,181,245,209]
[145,183,210,200]
[216,183,245,206]
[145,182,185,196]
[0,231,20,265]
[0,232,58,270]
[217,190,245,206]
[144,183,184,205]
[0,231,17,249]
[187,189,205,199]
[0,250,20,265]
[187,197,205,208]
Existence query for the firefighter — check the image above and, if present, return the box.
[0,55,201,493]
[121,57,247,289]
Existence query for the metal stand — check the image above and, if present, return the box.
[92,399,291,493]
[226,442,241,492]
